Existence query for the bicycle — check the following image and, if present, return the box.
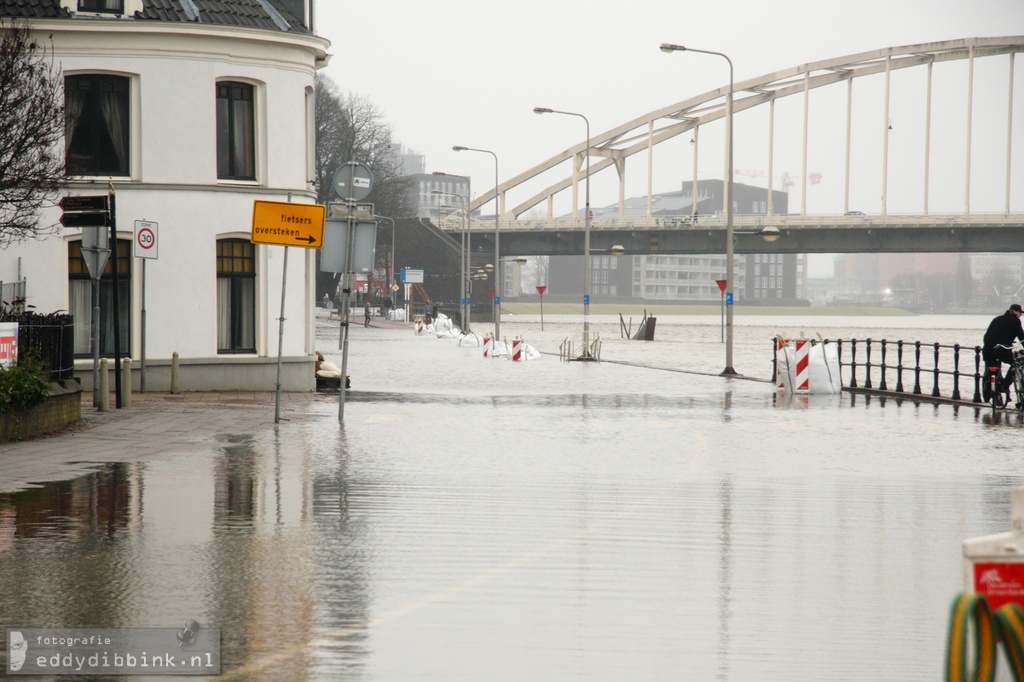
[989,342,1024,417]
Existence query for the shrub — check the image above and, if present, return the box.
[0,351,50,414]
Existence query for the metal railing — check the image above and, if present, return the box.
[560,332,602,362]
[785,338,986,403]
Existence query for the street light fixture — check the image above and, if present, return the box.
[660,42,738,376]
[533,106,594,360]
[453,145,502,341]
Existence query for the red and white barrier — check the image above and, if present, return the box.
[483,334,493,357]
[776,337,840,394]
[793,339,810,392]
[511,337,523,362]
[415,319,425,335]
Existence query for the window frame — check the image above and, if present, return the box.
[64,72,134,179]
[68,238,132,358]
[216,238,257,354]
[216,80,259,183]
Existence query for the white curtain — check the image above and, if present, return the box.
[98,88,127,172]
[70,280,92,353]
[217,278,231,350]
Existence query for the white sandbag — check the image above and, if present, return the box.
[807,342,842,394]
[775,338,841,394]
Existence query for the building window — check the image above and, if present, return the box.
[68,239,131,357]
[65,74,130,177]
[217,239,256,353]
[78,0,124,12]
[216,82,256,180]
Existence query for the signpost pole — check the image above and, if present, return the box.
[338,207,356,422]
[108,189,122,409]
[92,281,101,407]
[274,246,289,424]
[141,258,146,393]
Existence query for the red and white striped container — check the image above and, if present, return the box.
[483,335,493,357]
[792,339,810,392]
[511,337,523,362]
[415,319,424,335]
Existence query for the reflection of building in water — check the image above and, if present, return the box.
[208,434,319,677]
[0,463,143,627]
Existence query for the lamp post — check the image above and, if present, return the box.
[533,107,593,360]
[430,188,470,332]
[373,214,395,315]
[660,43,737,376]
[452,145,501,341]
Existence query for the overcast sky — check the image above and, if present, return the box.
[316,0,1024,228]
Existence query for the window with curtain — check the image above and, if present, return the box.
[217,239,256,354]
[68,240,131,357]
[216,82,256,181]
[78,0,125,12]
[65,74,130,177]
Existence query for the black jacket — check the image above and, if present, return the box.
[984,311,1024,350]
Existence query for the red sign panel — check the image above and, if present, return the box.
[974,562,1024,609]
[0,323,18,369]
[536,285,547,297]
[716,279,727,295]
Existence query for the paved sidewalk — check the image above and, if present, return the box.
[0,391,331,494]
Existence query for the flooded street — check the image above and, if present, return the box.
[2,313,1021,680]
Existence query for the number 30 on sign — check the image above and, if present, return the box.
[134,220,158,259]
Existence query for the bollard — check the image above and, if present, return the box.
[121,357,132,408]
[171,351,180,394]
[483,334,493,358]
[99,358,109,412]
[512,337,523,362]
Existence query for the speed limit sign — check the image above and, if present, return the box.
[134,220,158,259]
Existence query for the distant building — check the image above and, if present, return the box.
[545,180,802,304]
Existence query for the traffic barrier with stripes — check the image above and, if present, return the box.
[483,335,493,358]
[512,337,523,362]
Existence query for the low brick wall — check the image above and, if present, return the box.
[0,382,82,443]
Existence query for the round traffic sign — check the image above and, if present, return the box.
[137,227,155,249]
[333,161,373,202]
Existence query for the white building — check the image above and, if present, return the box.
[1,0,329,390]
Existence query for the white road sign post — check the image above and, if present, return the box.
[134,220,158,393]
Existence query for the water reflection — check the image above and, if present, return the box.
[0,463,142,629]
[4,315,1024,680]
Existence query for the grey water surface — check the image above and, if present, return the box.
[1,313,1020,681]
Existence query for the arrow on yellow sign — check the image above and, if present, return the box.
[251,200,326,248]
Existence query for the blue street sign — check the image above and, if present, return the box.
[495,296,501,304]
[584,295,590,305]
[726,293,734,305]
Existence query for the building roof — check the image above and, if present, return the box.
[0,0,310,33]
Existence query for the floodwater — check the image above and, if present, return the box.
[2,312,1022,681]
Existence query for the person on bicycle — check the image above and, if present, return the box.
[982,303,1024,402]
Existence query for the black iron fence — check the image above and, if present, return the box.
[1,313,75,383]
[778,338,984,403]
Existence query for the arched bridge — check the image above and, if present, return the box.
[451,36,1024,256]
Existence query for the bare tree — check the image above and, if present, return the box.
[314,73,413,300]
[0,21,64,248]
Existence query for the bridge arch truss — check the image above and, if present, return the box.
[470,36,1024,223]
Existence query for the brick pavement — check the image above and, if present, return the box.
[0,390,332,494]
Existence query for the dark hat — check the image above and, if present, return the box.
[1011,304,1023,313]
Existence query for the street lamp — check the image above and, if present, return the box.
[431,186,471,332]
[660,42,737,376]
[373,214,395,315]
[452,145,501,341]
[533,106,594,360]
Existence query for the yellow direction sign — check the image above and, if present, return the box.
[251,200,326,248]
